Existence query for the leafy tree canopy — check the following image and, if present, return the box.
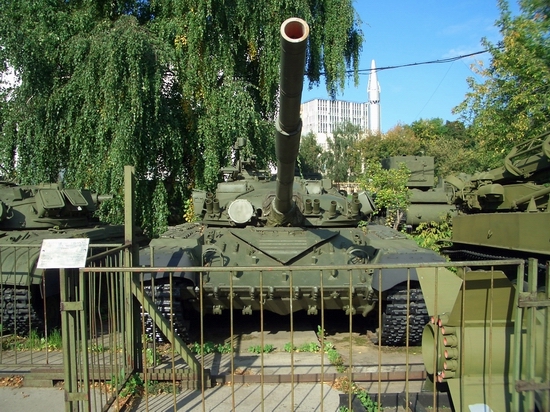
[298,131,323,176]
[358,160,410,230]
[454,0,550,167]
[321,121,362,182]
[0,0,362,235]
[354,119,480,179]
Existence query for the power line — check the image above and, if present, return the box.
[354,48,495,75]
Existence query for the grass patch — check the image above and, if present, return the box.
[248,344,274,354]
[327,347,346,373]
[336,379,379,412]
[298,342,320,352]
[188,341,233,355]
[1,329,62,351]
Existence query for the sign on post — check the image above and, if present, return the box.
[37,238,90,269]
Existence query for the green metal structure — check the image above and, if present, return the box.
[144,17,449,346]
[419,130,550,411]
[444,130,550,278]
[418,259,549,412]
[0,180,125,335]
[381,155,455,227]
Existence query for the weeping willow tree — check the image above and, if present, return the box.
[0,0,362,235]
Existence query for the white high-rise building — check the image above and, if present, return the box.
[300,60,381,148]
[300,99,368,150]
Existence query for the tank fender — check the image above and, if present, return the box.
[140,244,199,284]
[371,267,420,292]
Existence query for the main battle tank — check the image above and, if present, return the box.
[0,181,125,335]
[146,17,447,346]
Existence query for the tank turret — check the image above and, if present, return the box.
[0,181,109,230]
[189,17,374,229]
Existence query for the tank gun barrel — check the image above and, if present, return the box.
[273,18,309,217]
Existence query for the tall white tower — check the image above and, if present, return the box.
[367,60,381,133]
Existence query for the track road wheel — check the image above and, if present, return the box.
[0,286,42,336]
[142,281,190,343]
[379,286,428,346]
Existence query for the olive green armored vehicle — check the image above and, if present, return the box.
[0,181,124,335]
[145,17,447,346]
[418,133,550,411]
[381,155,455,227]
[443,130,550,279]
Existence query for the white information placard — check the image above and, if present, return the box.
[37,238,90,269]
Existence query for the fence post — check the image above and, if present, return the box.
[124,166,141,371]
[61,267,90,411]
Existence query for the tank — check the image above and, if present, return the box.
[381,155,455,227]
[443,130,550,280]
[0,181,125,335]
[144,17,448,346]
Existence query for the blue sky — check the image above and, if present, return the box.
[302,1,520,133]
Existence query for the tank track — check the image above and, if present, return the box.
[444,249,547,272]
[142,282,190,343]
[380,287,429,346]
[0,286,42,336]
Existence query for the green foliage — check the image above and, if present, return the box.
[355,387,379,411]
[327,347,345,372]
[188,341,233,355]
[410,214,453,253]
[248,344,274,354]
[358,160,411,229]
[1,329,62,351]
[298,132,323,175]
[454,0,550,168]
[89,343,109,353]
[119,373,144,398]
[298,342,320,352]
[358,120,481,179]
[144,347,165,367]
[285,339,334,353]
[338,382,379,412]
[283,342,297,353]
[0,0,362,236]
[183,197,196,223]
[111,371,179,398]
[317,325,327,338]
[216,342,233,354]
[321,121,363,182]
[357,124,422,162]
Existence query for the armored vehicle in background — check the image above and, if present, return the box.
[419,132,550,410]
[0,181,124,335]
[443,131,550,280]
[145,17,448,346]
[381,155,455,227]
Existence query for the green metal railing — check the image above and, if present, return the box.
[65,258,548,412]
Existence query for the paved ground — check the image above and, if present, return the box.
[0,312,444,411]
[0,385,67,412]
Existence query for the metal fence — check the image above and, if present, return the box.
[0,244,125,367]
[40,256,544,412]
[0,244,547,411]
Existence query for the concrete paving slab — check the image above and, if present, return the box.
[0,386,66,412]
